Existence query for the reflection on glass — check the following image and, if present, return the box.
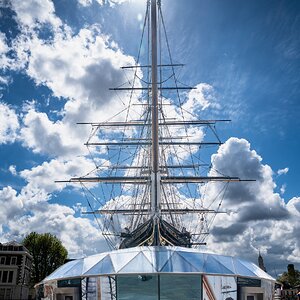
[117,275,158,300]
[160,274,201,300]
[203,275,237,300]
[116,274,202,300]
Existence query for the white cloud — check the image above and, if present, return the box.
[79,0,129,7]
[20,108,87,157]
[199,137,299,271]
[10,0,62,28]
[25,27,136,119]
[4,201,109,258]
[0,32,9,54]
[0,76,11,86]
[0,102,19,144]
[208,138,288,221]
[0,32,11,70]
[277,167,289,176]
[11,25,142,157]
[8,165,17,176]
[183,83,220,118]
[0,186,24,228]
[280,184,286,195]
[286,197,300,216]
[78,0,93,6]
[19,157,97,194]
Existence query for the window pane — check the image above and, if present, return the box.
[159,275,201,300]
[117,275,158,300]
[5,288,12,299]
[2,271,8,283]
[8,271,14,283]
[11,257,17,265]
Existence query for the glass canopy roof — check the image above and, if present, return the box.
[42,246,274,283]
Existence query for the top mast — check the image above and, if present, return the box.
[151,0,160,245]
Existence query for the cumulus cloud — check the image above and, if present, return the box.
[19,157,97,194]
[183,83,220,118]
[0,0,141,257]
[0,186,23,228]
[6,202,108,258]
[12,25,141,156]
[24,27,136,118]
[208,138,289,222]
[0,102,19,144]
[10,0,62,29]
[0,163,109,257]
[20,108,86,157]
[199,137,299,271]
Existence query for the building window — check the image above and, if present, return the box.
[2,271,8,283]
[117,274,202,300]
[10,257,17,265]
[0,288,5,299]
[8,271,14,283]
[0,257,5,264]
[0,288,12,299]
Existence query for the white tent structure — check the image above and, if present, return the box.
[40,247,275,300]
[44,247,273,281]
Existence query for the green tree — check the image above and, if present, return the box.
[277,264,300,287]
[22,232,68,285]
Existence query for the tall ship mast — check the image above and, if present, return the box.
[43,1,275,299]
[58,0,249,250]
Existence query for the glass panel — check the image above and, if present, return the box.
[117,275,158,300]
[160,274,201,300]
[203,275,237,300]
[261,279,274,300]
[116,274,201,300]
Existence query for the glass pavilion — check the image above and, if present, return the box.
[37,246,275,300]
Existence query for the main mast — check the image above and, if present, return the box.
[150,0,160,245]
[57,0,254,250]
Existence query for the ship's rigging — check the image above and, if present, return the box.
[57,0,253,250]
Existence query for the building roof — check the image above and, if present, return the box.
[0,241,30,254]
[42,246,275,283]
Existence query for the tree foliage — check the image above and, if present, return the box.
[22,232,68,285]
[277,264,300,287]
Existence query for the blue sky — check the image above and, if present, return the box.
[0,0,299,276]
